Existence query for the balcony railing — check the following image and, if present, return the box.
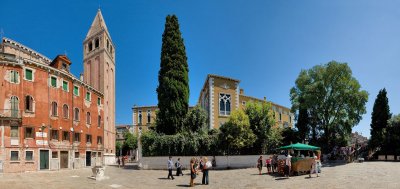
[0,109,22,119]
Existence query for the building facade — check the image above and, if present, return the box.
[0,39,104,173]
[83,10,116,165]
[0,9,116,172]
[132,74,294,133]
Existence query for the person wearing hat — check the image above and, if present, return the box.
[285,153,292,178]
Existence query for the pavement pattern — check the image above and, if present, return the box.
[0,162,399,189]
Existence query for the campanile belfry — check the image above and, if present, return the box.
[83,9,115,164]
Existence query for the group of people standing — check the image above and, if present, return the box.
[168,156,211,187]
[257,152,320,178]
[257,155,279,175]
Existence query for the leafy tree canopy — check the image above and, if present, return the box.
[290,61,368,151]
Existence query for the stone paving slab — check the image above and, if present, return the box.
[0,162,399,189]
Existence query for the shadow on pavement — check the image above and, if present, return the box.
[158,178,171,180]
[275,177,289,180]
[176,183,202,187]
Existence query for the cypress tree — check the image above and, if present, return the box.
[296,98,310,142]
[369,88,391,150]
[156,15,189,135]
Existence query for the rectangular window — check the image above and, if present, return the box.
[51,130,59,140]
[62,131,70,141]
[97,97,101,105]
[25,151,33,161]
[50,76,57,87]
[98,116,101,128]
[85,92,91,101]
[10,70,20,83]
[52,151,58,158]
[62,80,68,91]
[279,113,282,121]
[11,151,19,161]
[11,126,19,137]
[97,136,102,144]
[74,133,81,142]
[75,152,79,158]
[24,127,34,139]
[73,86,79,96]
[25,69,33,81]
[86,134,92,143]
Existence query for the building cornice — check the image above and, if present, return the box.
[2,37,51,64]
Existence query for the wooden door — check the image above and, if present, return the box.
[86,151,91,167]
[60,151,69,168]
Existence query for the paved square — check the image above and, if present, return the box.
[0,162,399,189]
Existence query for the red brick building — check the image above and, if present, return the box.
[0,38,104,173]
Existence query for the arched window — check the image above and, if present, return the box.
[51,102,58,116]
[63,104,69,119]
[138,110,142,125]
[86,112,91,124]
[95,38,99,48]
[147,110,151,123]
[74,108,80,121]
[88,42,93,52]
[25,95,33,112]
[98,115,101,128]
[219,93,231,116]
[10,96,19,118]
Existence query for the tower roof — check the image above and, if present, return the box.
[85,9,110,39]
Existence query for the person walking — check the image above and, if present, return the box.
[117,156,121,168]
[175,158,183,176]
[266,156,272,174]
[257,156,263,175]
[271,154,278,174]
[202,157,210,185]
[285,154,292,178]
[167,156,175,180]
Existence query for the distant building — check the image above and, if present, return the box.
[351,132,368,148]
[132,74,294,132]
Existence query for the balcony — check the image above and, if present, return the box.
[0,109,22,121]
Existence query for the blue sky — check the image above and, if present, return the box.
[2,1,400,138]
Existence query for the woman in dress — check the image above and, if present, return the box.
[257,156,263,175]
[190,157,198,187]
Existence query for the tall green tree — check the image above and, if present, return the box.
[156,15,189,135]
[290,61,368,151]
[244,101,275,154]
[369,88,391,150]
[219,110,256,155]
[295,97,310,142]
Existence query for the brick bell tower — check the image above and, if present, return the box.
[83,9,115,164]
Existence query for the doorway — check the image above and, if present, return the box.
[40,150,49,170]
[86,151,91,167]
[60,151,69,169]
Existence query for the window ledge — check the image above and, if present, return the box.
[10,161,20,163]
[24,110,35,114]
[25,161,34,163]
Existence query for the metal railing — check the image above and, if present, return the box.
[0,109,22,119]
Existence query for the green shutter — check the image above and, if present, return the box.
[51,77,57,87]
[97,98,100,105]
[74,86,79,96]
[86,92,90,101]
[63,81,68,91]
[25,69,33,81]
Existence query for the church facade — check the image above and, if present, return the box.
[0,10,115,173]
[132,74,294,133]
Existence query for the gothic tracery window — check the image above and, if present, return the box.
[219,93,231,116]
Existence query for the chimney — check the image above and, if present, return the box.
[240,89,244,95]
[80,73,84,81]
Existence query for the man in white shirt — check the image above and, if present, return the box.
[285,154,292,178]
[167,156,175,180]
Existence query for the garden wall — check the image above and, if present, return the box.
[139,155,273,170]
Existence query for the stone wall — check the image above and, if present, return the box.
[139,155,272,170]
